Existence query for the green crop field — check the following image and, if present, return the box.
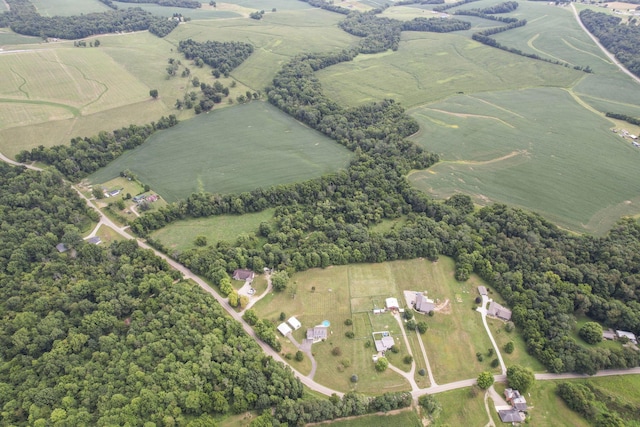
[0,30,42,45]
[113,1,241,19]
[408,88,640,235]
[326,409,421,427]
[31,0,109,16]
[88,101,352,201]
[150,208,274,253]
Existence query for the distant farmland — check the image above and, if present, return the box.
[89,101,352,202]
[408,88,640,235]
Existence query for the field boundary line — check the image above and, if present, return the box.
[422,108,515,128]
[10,68,29,99]
[527,33,573,66]
[563,88,605,118]
[435,150,526,167]
[0,97,80,116]
[465,95,525,118]
[561,38,612,64]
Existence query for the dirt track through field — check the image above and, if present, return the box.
[423,108,515,128]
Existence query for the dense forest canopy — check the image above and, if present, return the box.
[580,9,640,78]
[0,0,179,38]
[0,163,307,425]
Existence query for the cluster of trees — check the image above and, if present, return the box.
[0,1,179,39]
[73,39,100,47]
[580,9,640,78]
[0,163,309,425]
[298,0,352,15]
[177,39,254,77]
[15,116,178,180]
[271,391,411,425]
[557,382,627,426]
[99,0,201,8]
[250,10,266,20]
[471,1,519,14]
[433,0,479,12]
[606,112,640,126]
[339,11,471,53]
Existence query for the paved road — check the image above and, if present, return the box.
[571,3,640,85]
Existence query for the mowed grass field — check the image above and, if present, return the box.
[253,257,497,392]
[408,88,640,235]
[88,101,352,202]
[150,209,274,253]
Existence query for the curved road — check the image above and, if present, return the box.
[1,154,639,402]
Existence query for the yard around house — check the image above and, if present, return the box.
[252,257,498,392]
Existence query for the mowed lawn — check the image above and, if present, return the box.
[150,209,274,253]
[390,257,500,384]
[88,101,352,202]
[408,88,640,235]
[253,257,498,391]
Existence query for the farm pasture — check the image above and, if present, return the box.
[88,101,352,202]
[150,209,274,253]
[408,88,640,235]
[113,1,241,19]
[436,387,491,427]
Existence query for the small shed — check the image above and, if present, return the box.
[385,297,399,310]
[603,329,616,341]
[287,316,302,331]
[478,286,488,296]
[56,243,68,253]
[277,322,292,336]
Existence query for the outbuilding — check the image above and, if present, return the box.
[287,316,302,330]
[277,323,292,336]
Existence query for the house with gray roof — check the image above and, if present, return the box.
[374,335,395,352]
[415,293,435,313]
[488,301,512,321]
[498,408,524,423]
[306,326,328,343]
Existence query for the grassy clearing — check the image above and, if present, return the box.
[325,409,422,427]
[150,209,274,253]
[434,387,488,427]
[408,87,640,235]
[88,101,352,202]
[525,380,591,427]
[0,30,42,45]
[94,225,127,245]
[32,0,109,16]
[113,1,241,19]
[487,318,547,373]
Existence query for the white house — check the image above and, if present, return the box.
[385,297,399,311]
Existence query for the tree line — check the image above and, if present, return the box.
[15,115,178,180]
[580,9,640,78]
[606,112,640,126]
[338,11,471,53]
[0,0,179,39]
[99,0,201,8]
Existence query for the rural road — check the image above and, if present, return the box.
[571,3,640,85]
[2,154,640,402]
